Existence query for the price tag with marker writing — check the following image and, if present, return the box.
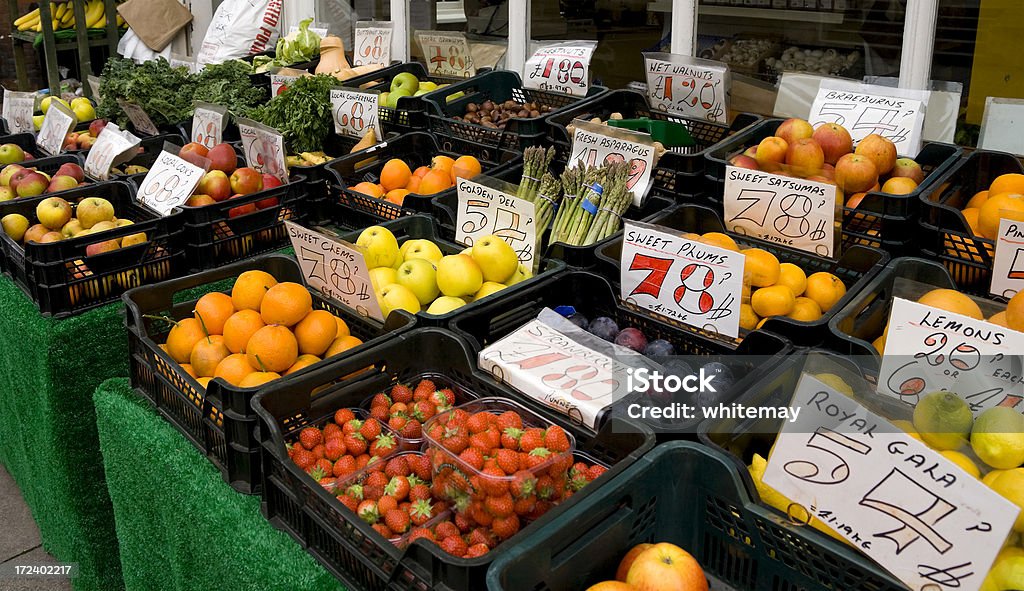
[84,123,141,180]
[237,119,288,182]
[569,119,656,206]
[619,220,745,338]
[269,67,309,97]
[643,52,729,123]
[329,88,382,141]
[136,149,209,216]
[2,88,35,134]
[455,176,537,267]
[191,102,228,149]
[808,80,926,155]
[524,42,596,96]
[36,101,77,156]
[86,75,103,101]
[415,30,475,78]
[354,22,393,66]
[764,372,1018,591]
[990,218,1024,298]
[285,221,385,322]
[723,165,839,258]
[118,100,159,136]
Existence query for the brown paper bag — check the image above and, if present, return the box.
[117,0,193,52]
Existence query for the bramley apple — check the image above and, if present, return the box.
[2,214,29,241]
[396,258,440,305]
[378,283,421,316]
[76,197,115,229]
[470,235,518,283]
[436,254,483,297]
[356,226,400,269]
[36,196,73,230]
[401,239,444,265]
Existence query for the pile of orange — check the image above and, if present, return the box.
[958,173,1024,241]
[160,270,364,389]
[350,154,482,206]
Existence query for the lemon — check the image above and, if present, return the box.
[815,373,853,396]
[971,407,1024,469]
[913,391,974,450]
[990,469,1024,532]
[749,454,848,544]
[984,469,1010,487]
[987,545,1024,589]
[940,450,980,478]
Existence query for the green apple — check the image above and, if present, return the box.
[414,90,430,97]
[445,91,466,103]
[70,97,96,122]
[379,91,390,107]
[426,296,467,315]
[2,213,29,241]
[356,225,400,269]
[386,88,413,109]
[369,267,398,290]
[36,196,72,230]
[390,72,420,94]
[379,283,421,316]
[0,143,25,165]
[436,254,483,297]
[402,239,444,265]
[32,115,44,130]
[418,81,438,92]
[474,281,507,300]
[76,197,115,229]
[396,259,440,305]
[505,263,532,286]
[40,96,69,114]
[471,235,519,282]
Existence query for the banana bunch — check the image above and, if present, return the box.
[14,1,125,32]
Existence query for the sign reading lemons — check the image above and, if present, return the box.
[764,372,1019,591]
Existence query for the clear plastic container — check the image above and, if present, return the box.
[360,374,471,452]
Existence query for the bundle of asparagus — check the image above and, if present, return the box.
[516,146,557,202]
[584,163,632,244]
[551,162,630,246]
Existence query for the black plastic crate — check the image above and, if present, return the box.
[252,327,654,591]
[545,88,762,199]
[123,253,417,494]
[485,440,904,591]
[0,180,184,317]
[340,62,465,131]
[422,70,606,151]
[325,131,522,222]
[449,269,792,435]
[704,118,963,256]
[594,203,889,347]
[918,149,1022,297]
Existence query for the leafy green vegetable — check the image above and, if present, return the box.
[250,74,336,153]
[192,60,267,119]
[253,18,322,73]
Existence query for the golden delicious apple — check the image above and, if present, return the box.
[436,254,483,297]
[402,239,444,265]
[396,258,440,305]
[426,296,467,315]
[379,283,421,316]
[76,197,115,229]
[474,281,507,300]
[471,235,518,282]
[505,263,533,286]
[356,225,400,269]
[368,267,398,290]
[36,197,72,230]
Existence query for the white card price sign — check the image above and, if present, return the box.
[569,119,657,207]
[643,52,729,124]
[136,151,208,216]
[764,373,1019,591]
[878,297,1024,416]
[723,166,839,258]
[330,88,382,141]
[619,220,745,338]
[86,76,103,101]
[455,176,537,267]
[284,221,385,322]
[2,89,35,134]
[118,100,159,136]
[415,30,474,78]
[991,218,1024,298]
[354,22,393,66]
[288,23,329,37]
[84,123,141,180]
[808,84,926,156]
[237,119,288,182]
[191,102,228,149]
[524,42,596,97]
[36,101,77,156]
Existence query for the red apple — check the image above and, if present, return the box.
[742,146,758,159]
[625,543,708,591]
[812,123,854,165]
[890,157,925,184]
[89,118,107,137]
[616,543,654,581]
[834,153,880,194]
[228,203,258,218]
[47,175,79,193]
[179,142,210,168]
[261,173,283,189]
[23,224,49,243]
[728,154,759,170]
[854,133,898,175]
[207,143,238,174]
[15,172,49,197]
[1,164,25,186]
[775,118,814,146]
[39,231,63,243]
[230,167,263,195]
[85,238,122,256]
[185,194,217,207]
[785,138,825,177]
[197,170,232,202]
[255,196,280,210]
[754,136,788,171]
[56,162,85,183]
[78,136,96,150]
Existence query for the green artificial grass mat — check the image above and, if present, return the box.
[94,378,344,591]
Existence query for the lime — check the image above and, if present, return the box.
[991,469,1024,533]
[913,391,974,450]
[971,407,1024,470]
[814,373,853,396]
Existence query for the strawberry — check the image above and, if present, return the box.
[315,458,334,475]
[470,503,494,526]
[323,423,342,440]
[324,438,345,461]
[292,448,315,470]
[360,418,382,440]
[518,428,545,452]
[587,464,607,480]
[494,448,520,474]
[333,455,357,477]
[370,406,390,422]
[500,427,523,450]
[510,470,536,498]
[543,425,571,453]
[407,527,434,544]
[453,512,474,534]
[385,476,410,501]
[377,495,399,515]
[338,494,360,512]
[343,419,363,435]
[495,410,522,432]
[469,412,494,434]
[413,379,436,401]
[356,454,371,470]
[384,456,410,478]
[357,500,379,524]
[345,483,365,500]
[410,499,434,526]
[370,433,398,457]
[299,427,323,450]
[334,408,356,425]
[485,493,514,517]
[390,402,409,416]
[372,524,393,538]
[535,475,556,500]
[480,467,508,495]
[311,444,326,459]
[491,515,520,540]
[435,521,461,540]
[410,401,435,422]
[569,465,589,492]
[407,454,432,481]
[371,392,392,408]
[441,428,469,454]
[525,447,552,469]
[468,527,496,549]
[529,499,553,521]
[343,433,367,455]
[433,388,455,408]
[401,419,422,439]
[388,414,409,432]
[458,447,485,470]
[513,496,536,516]
[465,543,490,558]
[365,471,389,488]
[468,432,494,453]
[440,535,469,557]
[447,408,469,426]
[391,383,414,403]
[363,484,384,501]
[409,483,431,502]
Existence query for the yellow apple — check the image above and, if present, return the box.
[474,281,506,300]
[396,258,440,305]
[76,197,115,229]
[470,235,519,282]
[425,296,467,315]
[369,267,398,290]
[460,245,474,256]
[505,263,533,286]
[36,197,72,230]
[115,219,134,227]
[379,283,421,316]
[355,225,400,269]
[2,213,29,241]
[121,232,148,247]
[436,254,483,297]
[402,239,444,265]
[61,219,84,238]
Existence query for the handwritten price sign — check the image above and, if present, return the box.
[877,297,1024,417]
[809,83,926,156]
[455,177,537,266]
[525,43,595,96]
[136,151,207,216]
[2,89,35,134]
[620,220,745,338]
[723,166,839,258]
[354,23,393,66]
[415,30,475,78]
[329,88,382,141]
[118,100,159,136]
[238,119,288,182]
[569,119,657,207]
[191,103,227,149]
[84,123,141,180]
[36,101,77,156]
[765,373,1018,591]
[285,221,385,322]
[990,218,1024,298]
[644,52,729,124]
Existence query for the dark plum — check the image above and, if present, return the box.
[699,361,736,400]
[588,317,620,342]
[614,327,648,352]
[643,339,674,357]
[567,313,589,330]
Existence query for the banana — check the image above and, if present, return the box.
[14,8,39,27]
[18,14,41,31]
[84,0,104,27]
[55,3,67,20]
[115,14,123,27]
[60,8,74,27]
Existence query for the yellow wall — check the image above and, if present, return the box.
[968,0,1024,123]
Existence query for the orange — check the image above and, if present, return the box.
[1005,291,1024,331]
[213,354,255,386]
[979,192,1024,239]
[989,311,1010,328]
[352,182,385,199]
[284,354,321,375]
[962,207,982,235]
[751,285,795,317]
[413,165,431,179]
[166,317,207,364]
[245,325,299,373]
[180,364,198,378]
[788,297,823,322]
[260,282,313,327]
[742,248,780,287]
[417,169,453,195]
[804,272,846,312]
[917,288,983,319]
[231,270,278,311]
[238,371,281,388]
[966,190,989,209]
[194,292,235,335]
[380,158,412,191]
[293,309,339,356]
[196,376,212,389]
[326,334,363,357]
[190,335,231,377]
[385,189,410,206]
[431,155,455,175]
[450,155,482,183]
[222,309,266,353]
[990,173,1024,196]
[739,303,759,330]
[405,176,422,193]
[700,232,739,251]
[880,177,918,195]
[777,263,807,297]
